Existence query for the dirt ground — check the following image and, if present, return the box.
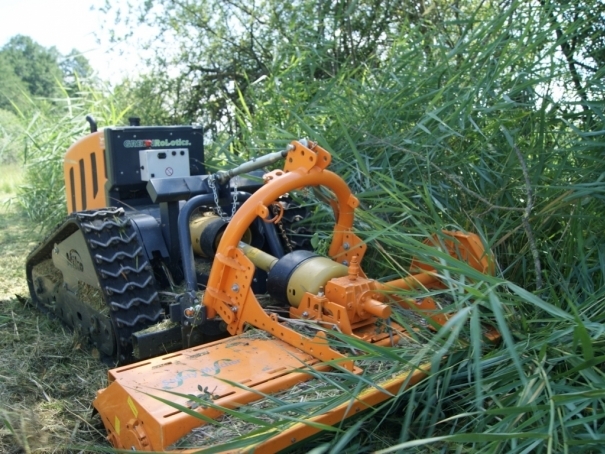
[0,205,109,453]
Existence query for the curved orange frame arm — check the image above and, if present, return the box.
[203,140,364,368]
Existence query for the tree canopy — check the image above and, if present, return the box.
[0,35,95,164]
[1,35,63,99]
[101,0,604,136]
[0,35,93,113]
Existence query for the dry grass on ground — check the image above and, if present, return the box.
[0,205,109,454]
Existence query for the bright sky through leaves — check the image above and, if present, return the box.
[0,0,132,82]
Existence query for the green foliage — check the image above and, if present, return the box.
[0,164,24,201]
[0,109,24,165]
[111,76,182,126]
[125,0,603,451]
[99,0,417,140]
[0,53,30,113]
[0,35,95,114]
[235,0,605,299]
[0,35,118,226]
[60,49,94,92]
[9,0,604,452]
[16,82,132,228]
[1,35,63,99]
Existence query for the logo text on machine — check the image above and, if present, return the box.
[123,138,192,148]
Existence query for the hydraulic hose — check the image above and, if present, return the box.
[263,221,285,259]
[178,191,252,295]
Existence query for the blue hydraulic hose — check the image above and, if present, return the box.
[177,192,252,294]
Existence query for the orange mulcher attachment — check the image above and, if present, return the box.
[93,140,498,452]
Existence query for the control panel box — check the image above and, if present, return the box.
[139,148,191,181]
[103,125,204,207]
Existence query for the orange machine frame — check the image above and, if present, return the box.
[203,140,492,358]
[63,130,107,213]
[93,140,497,452]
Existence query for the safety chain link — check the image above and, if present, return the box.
[208,174,238,220]
[231,181,238,219]
[272,203,294,252]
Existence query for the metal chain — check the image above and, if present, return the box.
[208,174,238,220]
[231,181,238,219]
[208,175,225,219]
[272,203,294,252]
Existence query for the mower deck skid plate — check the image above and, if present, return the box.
[94,333,339,451]
[94,330,435,453]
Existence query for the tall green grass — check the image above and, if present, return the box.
[14,81,132,228]
[0,164,24,197]
[0,108,24,165]
[209,0,605,451]
[237,0,605,296]
[11,0,605,452]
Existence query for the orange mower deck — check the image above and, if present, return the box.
[94,331,437,452]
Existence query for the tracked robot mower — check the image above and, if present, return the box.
[87,138,498,451]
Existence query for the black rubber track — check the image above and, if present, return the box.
[26,208,163,364]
